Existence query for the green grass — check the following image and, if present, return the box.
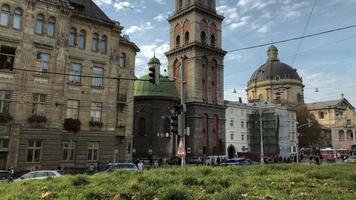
[0,164,355,200]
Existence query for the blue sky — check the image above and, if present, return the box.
[94,0,356,105]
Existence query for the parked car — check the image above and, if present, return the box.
[344,155,356,163]
[166,156,181,165]
[262,156,273,164]
[0,170,12,183]
[220,158,251,166]
[95,163,138,175]
[186,157,203,164]
[15,170,62,182]
[205,155,227,166]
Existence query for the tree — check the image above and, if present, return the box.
[296,105,323,148]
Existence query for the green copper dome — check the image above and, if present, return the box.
[148,56,161,65]
[134,75,178,97]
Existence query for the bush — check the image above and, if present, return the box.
[27,115,47,124]
[63,118,81,133]
[89,121,103,128]
[0,113,13,123]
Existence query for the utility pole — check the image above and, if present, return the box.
[180,56,186,168]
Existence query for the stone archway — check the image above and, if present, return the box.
[227,145,236,159]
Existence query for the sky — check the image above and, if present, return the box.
[93,0,356,105]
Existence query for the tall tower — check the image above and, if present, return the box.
[166,0,227,156]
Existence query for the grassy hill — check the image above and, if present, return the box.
[0,164,355,200]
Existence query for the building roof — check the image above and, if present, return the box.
[68,0,112,23]
[249,45,302,83]
[134,75,178,98]
[306,98,355,110]
[148,56,161,65]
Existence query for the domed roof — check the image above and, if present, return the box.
[249,45,302,83]
[134,75,178,98]
[148,56,161,65]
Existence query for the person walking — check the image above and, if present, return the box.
[137,160,144,171]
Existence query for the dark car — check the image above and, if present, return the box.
[263,157,273,164]
[0,170,12,183]
[166,156,181,165]
[220,158,251,166]
[186,157,203,165]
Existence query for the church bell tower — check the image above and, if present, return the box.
[165,0,227,156]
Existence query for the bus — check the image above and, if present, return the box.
[320,148,348,160]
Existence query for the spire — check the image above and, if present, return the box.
[267,45,279,62]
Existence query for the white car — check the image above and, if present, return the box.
[15,170,62,181]
[344,155,356,163]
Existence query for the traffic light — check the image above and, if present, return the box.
[170,115,178,134]
[149,65,156,84]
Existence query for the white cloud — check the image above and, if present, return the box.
[124,22,153,35]
[94,0,135,10]
[154,14,166,22]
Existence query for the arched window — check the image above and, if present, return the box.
[78,30,86,49]
[13,8,23,29]
[35,14,45,34]
[175,35,180,47]
[138,117,146,136]
[68,27,77,47]
[119,53,126,68]
[184,31,189,44]
[92,33,99,51]
[347,130,354,141]
[338,130,345,141]
[201,31,206,44]
[210,34,216,47]
[0,4,10,26]
[47,17,55,37]
[99,35,107,54]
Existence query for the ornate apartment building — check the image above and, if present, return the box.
[165,0,227,156]
[0,0,139,171]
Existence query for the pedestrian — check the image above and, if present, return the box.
[108,160,113,166]
[137,160,144,171]
[89,163,95,173]
[217,157,221,165]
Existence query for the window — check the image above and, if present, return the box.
[32,94,46,116]
[67,100,79,119]
[338,130,345,141]
[319,112,325,119]
[201,31,206,44]
[211,34,216,47]
[26,140,41,162]
[37,52,49,72]
[92,67,103,87]
[13,8,23,29]
[35,14,44,34]
[63,141,75,161]
[0,5,9,26]
[0,45,15,70]
[88,142,99,161]
[69,27,77,47]
[178,0,183,9]
[241,135,245,141]
[347,119,352,126]
[175,35,180,47]
[0,91,11,113]
[78,30,86,49]
[230,119,234,127]
[297,93,303,103]
[230,134,234,140]
[92,33,99,51]
[241,121,244,128]
[184,32,189,44]
[99,35,107,54]
[68,63,81,83]
[119,53,126,68]
[0,139,9,150]
[138,117,146,136]
[90,102,102,122]
[47,17,55,37]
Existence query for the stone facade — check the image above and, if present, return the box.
[0,0,139,171]
[165,0,226,156]
[307,98,356,150]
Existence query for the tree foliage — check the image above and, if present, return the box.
[296,106,323,147]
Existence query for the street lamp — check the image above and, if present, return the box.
[253,101,266,164]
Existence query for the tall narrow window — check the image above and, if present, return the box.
[184,32,189,44]
[201,31,206,44]
[0,91,11,113]
[99,35,107,54]
[35,14,44,34]
[175,35,180,47]
[63,141,75,161]
[119,53,126,68]
[27,140,42,162]
[37,52,49,72]
[67,100,79,119]
[78,30,86,49]
[178,0,183,9]
[0,45,15,70]
[92,33,99,51]
[92,67,103,87]
[68,63,81,83]
[69,27,77,47]
[0,5,10,26]
[88,142,99,161]
[211,34,216,47]
[13,8,23,29]
[47,17,55,37]
[90,102,102,122]
[32,94,46,116]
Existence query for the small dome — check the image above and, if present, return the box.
[148,56,161,65]
[134,75,178,97]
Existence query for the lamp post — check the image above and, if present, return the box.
[253,101,265,164]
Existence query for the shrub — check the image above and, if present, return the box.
[89,121,103,128]
[0,113,13,123]
[27,115,47,124]
[63,118,81,133]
